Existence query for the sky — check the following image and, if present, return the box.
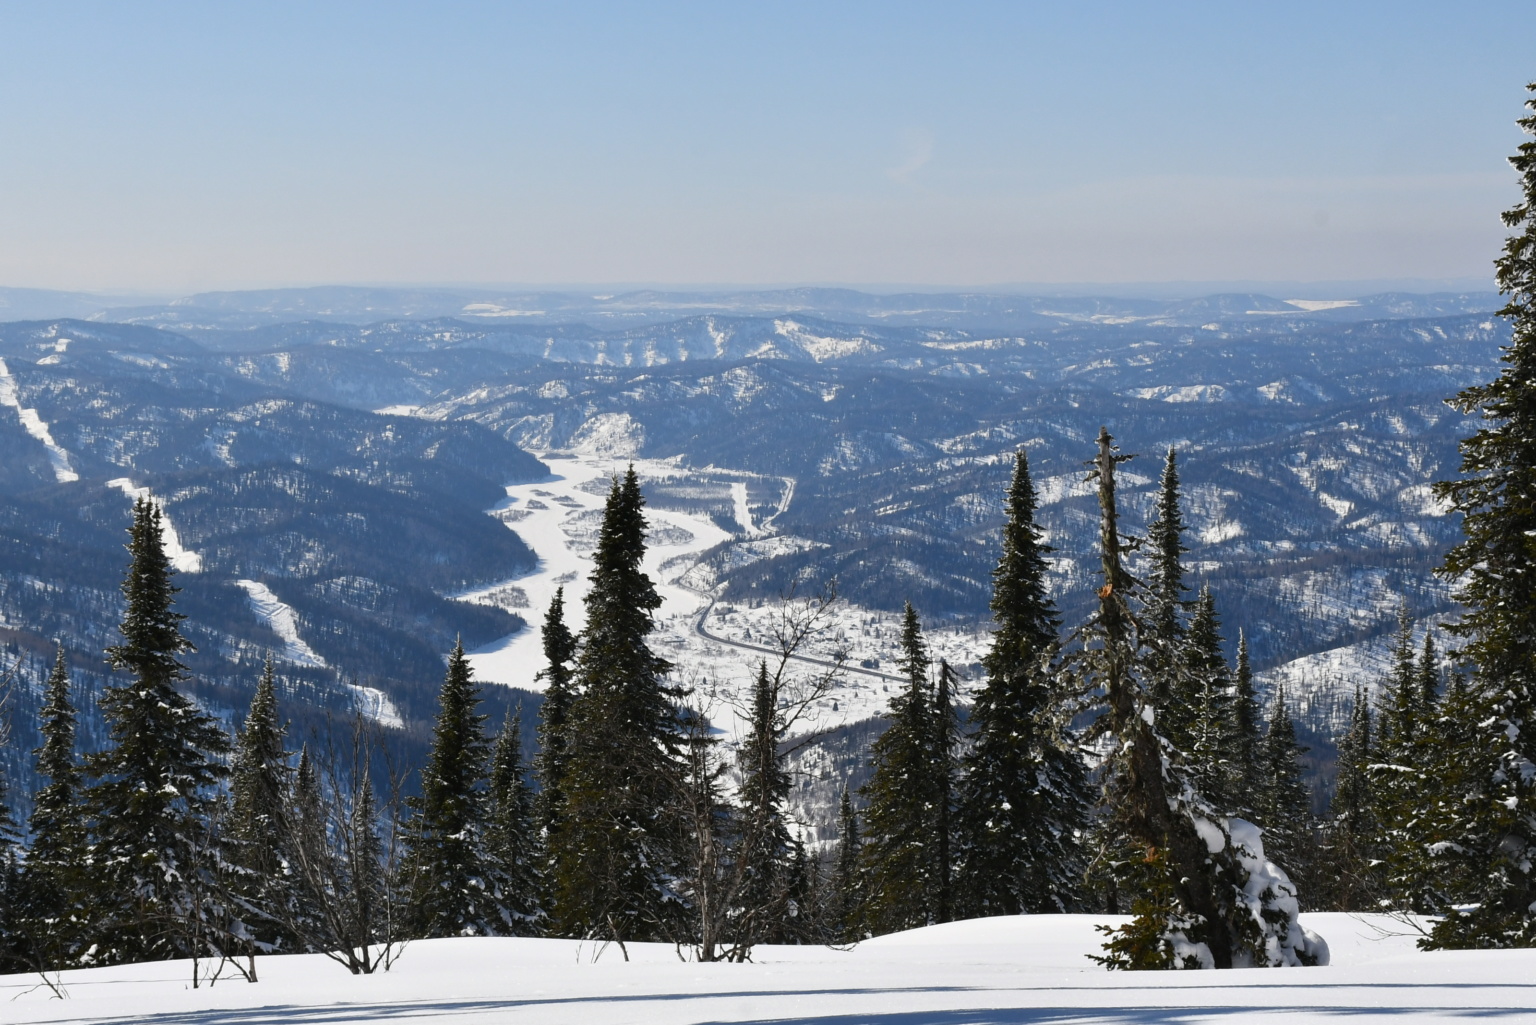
[0,2,1531,294]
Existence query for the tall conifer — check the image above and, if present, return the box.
[1427,80,1536,948]
[402,639,503,937]
[860,603,944,934]
[487,711,545,934]
[551,467,686,941]
[957,449,1089,917]
[85,496,230,964]
[534,588,577,841]
[229,658,296,946]
[22,647,89,966]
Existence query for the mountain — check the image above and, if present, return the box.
[0,292,1505,821]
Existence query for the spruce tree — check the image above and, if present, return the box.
[1256,685,1312,885]
[1229,632,1264,804]
[487,710,545,934]
[1144,448,1189,720]
[534,587,577,841]
[1083,428,1323,969]
[860,602,944,934]
[1184,586,1236,811]
[733,661,797,948]
[1325,685,1379,910]
[829,785,863,942]
[1427,81,1536,948]
[551,467,686,942]
[22,647,89,968]
[85,496,231,964]
[402,638,504,937]
[956,448,1091,917]
[229,656,295,952]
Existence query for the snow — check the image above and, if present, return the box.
[234,579,327,668]
[730,481,756,536]
[104,479,203,573]
[1285,299,1361,311]
[6,913,1532,1024]
[347,682,404,729]
[0,356,79,483]
[458,454,991,742]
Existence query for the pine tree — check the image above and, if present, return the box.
[1426,81,1536,948]
[829,785,863,942]
[342,772,386,957]
[21,647,89,968]
[402,638,504,937]
[534,587,577,841]
[956,450,1092,917]
[487,710,545,934]
[85,496,231,964]
[551,467,686,942]
[229,656,295,952]
[1256,685,1312,885]
[1324,685,1379,910]
[860,602,945,934]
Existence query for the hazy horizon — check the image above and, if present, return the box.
[1,3,1531,293]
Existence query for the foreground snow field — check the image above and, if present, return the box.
[5,914,1533,1024]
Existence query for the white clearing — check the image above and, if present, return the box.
[0,356,79,483]
[105,479,203,573]
[234,579,328,668]
[457,454,992,741]
[5,913,1531,1024]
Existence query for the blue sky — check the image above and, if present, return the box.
[0,2,1531,292]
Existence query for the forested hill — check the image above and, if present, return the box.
[0,290,1507,813]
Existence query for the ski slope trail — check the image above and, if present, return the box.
[0,356,78,483]
[105,479,203,573]
[5,913,1532,1024]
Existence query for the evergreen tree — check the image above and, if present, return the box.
[229,656,295,952]
[1229,631,1264,805]
[85,496,231,964]
[930,659,960,924]
[1256,685,1312,884]
[1324,685,1379,910]
[1417,632,1442,708]
[1184,587,1236,811]
[1371,610,1440,913]
[342,772,386,957]
[1083,428,1323,969]
[829,785,863,942]
[957,450,1091,917]
[402,639,504,937]
[534,587,577,841]
[1144,448,1190,720]
[21,647,89,968]
[487,710,545,934]
[1427,81,1536,948]
[551,467,686,942]
[860,602,945,934]
[732,661,797,948]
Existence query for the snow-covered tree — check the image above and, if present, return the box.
[1082,428,1325,970]
[486,711,545,934]
[85,496,231,964]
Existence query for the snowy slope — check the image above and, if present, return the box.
[5,913,1531,1024]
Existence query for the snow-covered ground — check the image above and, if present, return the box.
[6,913,1531,1024]
[105,478,203,573]
[0,355,79,483]
[457,454,993,739]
